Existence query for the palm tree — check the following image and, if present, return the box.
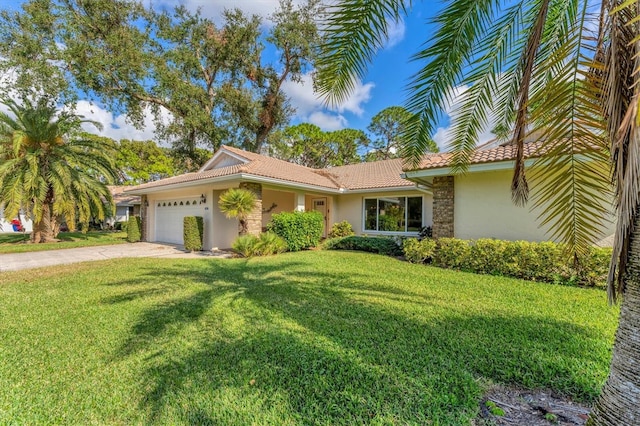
[0,98,117,243]
[218,188,258,235]
[317,1,639,424]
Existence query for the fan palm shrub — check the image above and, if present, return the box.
[218,188,257,235]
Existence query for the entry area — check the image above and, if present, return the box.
[154,197,205,244]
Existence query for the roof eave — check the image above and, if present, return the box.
[342,185,422,194]
[124,172,344,195]
[403,158,538,180]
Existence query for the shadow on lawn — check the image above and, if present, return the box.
[103,256,610,425]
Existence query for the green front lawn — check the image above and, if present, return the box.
[0,251,617,425]
[0,231,127,254]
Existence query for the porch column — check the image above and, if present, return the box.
[432,176,454,239]
[239,182,263,235]
[140,195,148,242]
[295,192,306,211]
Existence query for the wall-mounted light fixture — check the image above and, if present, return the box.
[200,194,207,204]
[144,199,149,207]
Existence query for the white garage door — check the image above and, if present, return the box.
[155,197,205,244]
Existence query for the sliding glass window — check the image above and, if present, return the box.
[363,196,423,232]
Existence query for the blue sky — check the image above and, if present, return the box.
[1,0,472,150]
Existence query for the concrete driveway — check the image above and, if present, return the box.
[0,243,232,272]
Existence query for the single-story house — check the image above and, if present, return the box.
[125,142,615,249]
[126,145,431,248]
[106,186,141,227]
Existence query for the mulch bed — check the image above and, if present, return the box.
[475,385,591,425]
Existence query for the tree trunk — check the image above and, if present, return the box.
[30,203,57,243]
[588,214,640,425]
[238,219,247,236]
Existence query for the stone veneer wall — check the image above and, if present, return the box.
[239,182,263,236]
[140,195,148,241]
[432,176,454,238]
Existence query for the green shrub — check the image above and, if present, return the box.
[183,216,204,251]
[232,235,260,257]
[268,211,324,251]
[415,236,610,287]
[329,220,355,238]
[126,216,141,243]
[254,232,288,256]
[576,246,612,287]
[232,232,287,257]
[433,238,470,269]
[403,238,437,263]
[324,236,402,256]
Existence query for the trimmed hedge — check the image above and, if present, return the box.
[183,216,204,251]
[268,211,324,251]
[126,216,141,243]
[403,237,611,287]
[402,238,436,264]
[323,236,403,256]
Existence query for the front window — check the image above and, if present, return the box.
[364,196,423,233]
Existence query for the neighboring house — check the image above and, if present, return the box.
[402,141,616,242]
[107,186,141,227]
[0,206,33,233]
[126,142,616,249]
[126,145,432,249]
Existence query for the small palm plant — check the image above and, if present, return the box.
[218,188,257,235]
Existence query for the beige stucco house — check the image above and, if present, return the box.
[126,142,615,249]
[126,145,432,249]
[402,141,616,242]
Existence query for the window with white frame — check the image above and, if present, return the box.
[364,196,423,232]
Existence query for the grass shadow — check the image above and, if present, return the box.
[108,254,613,424]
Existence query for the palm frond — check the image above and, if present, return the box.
[601,0,639,303]
[315,0,410,107]
[524,1,611,261]
[403,0,504,167]
[442,2,527,172]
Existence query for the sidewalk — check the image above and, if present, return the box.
[0,242,232,272]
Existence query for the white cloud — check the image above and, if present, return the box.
[384,17,405,49]
[155,0,299,20]
[308,111,347,131]
[75,101,172,144]
[282,71,374,130]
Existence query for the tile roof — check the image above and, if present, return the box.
[408,141,544,171]
[126,145,416,193]
[109,186,141,205]
[221,145,340,189]
[328,158,414,189]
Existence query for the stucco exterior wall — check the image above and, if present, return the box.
[332,190,433,236]
[211,189,240,249]
[262,189,295,227]
[453,170,616,242]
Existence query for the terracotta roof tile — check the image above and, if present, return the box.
[125,146,418,193]
[108,186,141,205]
[126,146,339,192]
[328,158,414,190]
[409,141,544,171]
